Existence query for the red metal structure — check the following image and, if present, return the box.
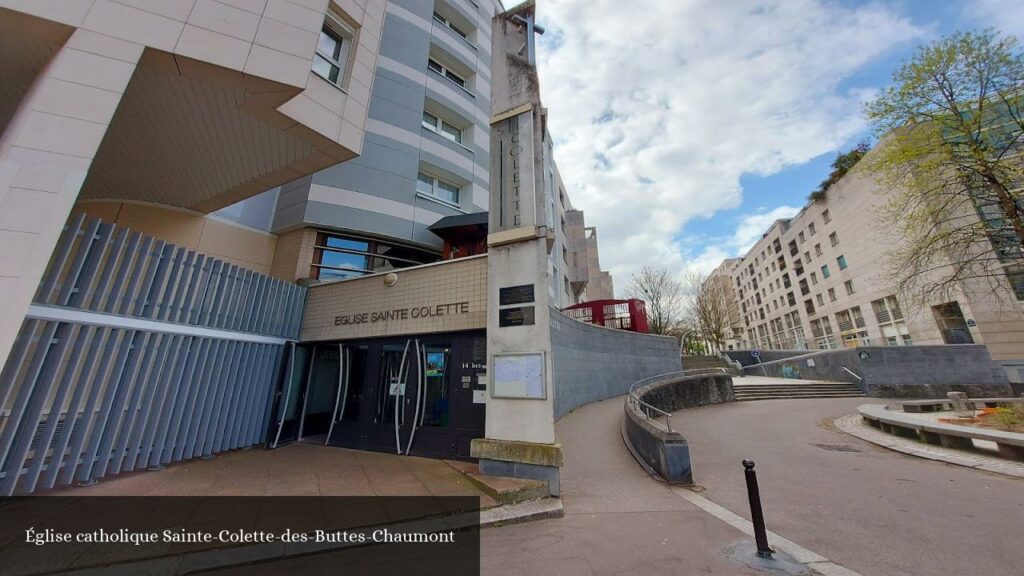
[562,299,650,333]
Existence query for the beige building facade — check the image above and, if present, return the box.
[0,0,384,370]
[706,258,744,351]
[725,159,1024,380]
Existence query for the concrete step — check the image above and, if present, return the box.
[733,381,864,400]
[446,461,549,505]
[736,394,866,401]
[733,385,868,399]
[737,389,864,393]
[734,386,862,393]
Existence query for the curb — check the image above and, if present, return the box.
[834,413,1024,480]
[672,487,864,576]
[480,497,564,527]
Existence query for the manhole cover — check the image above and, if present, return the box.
[812,442,862,452]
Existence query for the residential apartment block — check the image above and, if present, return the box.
[706,258,744,351]
[725,159,1024,381]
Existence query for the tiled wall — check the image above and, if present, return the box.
[73,201,278,274]
[269,227,317,281]
[301,254,487,341]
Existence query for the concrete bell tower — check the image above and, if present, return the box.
[470,1,564,495]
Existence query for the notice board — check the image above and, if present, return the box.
[491,353,546,399]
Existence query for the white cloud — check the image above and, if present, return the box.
[685,205,803,275]
[536,0,925,287]
[728,205,804,255]
[964,0,1024,38]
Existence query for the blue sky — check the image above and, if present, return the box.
[534,0,1024,286]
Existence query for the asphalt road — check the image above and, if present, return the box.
[673,397,1024,576]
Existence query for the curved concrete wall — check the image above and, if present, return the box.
[622,373,735,484]
[550,310,681,420]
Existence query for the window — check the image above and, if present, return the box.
[417,171,460,206]
[837,255,847,270]
[829,231,839,246]
[823,209,831,223]
[810,271,818,285]
[805,251,811,263]
[313,15,352,87]
[427,58,466,88]
[421,111,463,144]
[844,279,855,295]
[814,243,822,256]
[816,294,824,306]
[798,231,805,243]
[312,232,438,280]
[432,11,469,39]
[872,296,904,324]
[809,222,816,235]
[828,288,836,302]
[821,264,830,278]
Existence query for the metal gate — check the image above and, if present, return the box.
[0,214,305,495]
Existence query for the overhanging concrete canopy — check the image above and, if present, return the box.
[79,49,358,213]
[0,8,72,136]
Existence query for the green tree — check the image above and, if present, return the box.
[864,30,1024,303]
[809,140,871,202]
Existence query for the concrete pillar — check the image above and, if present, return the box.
[470,4,563,496]
[0,29,142,369]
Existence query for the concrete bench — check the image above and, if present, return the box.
[859,404,1024,462]
[896,397,1024,413]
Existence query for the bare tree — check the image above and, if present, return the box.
[864,30,1024,305]
[627,266,683,335]
[681,270,740,355]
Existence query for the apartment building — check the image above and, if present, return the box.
[0,0,630,494]
[726,158,1024,380]
[706,258,744,351]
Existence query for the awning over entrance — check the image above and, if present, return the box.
[428,212,488,260]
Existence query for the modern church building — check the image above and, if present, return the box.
[0,0,677,497]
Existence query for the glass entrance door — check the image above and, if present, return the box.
[270,343,312,448]
[321,332,486,460]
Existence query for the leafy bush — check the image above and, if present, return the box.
[808,141,870,202]
[993,405,1024,428]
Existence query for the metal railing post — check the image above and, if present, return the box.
[743,459,773,558]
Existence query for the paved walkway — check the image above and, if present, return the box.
[48,441,495,506]
[480,396,770,576]
[673,398,1024,576]
[835,412,1024,479]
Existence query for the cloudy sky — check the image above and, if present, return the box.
[534,0,1024,292]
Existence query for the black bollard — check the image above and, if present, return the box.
[742,459,774,559]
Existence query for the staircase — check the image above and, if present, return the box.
[733,380,865,401]
[683,355,737,374]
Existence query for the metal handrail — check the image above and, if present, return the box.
[841,366,863,381]
[681,367,728,376]
[627,370,691,433]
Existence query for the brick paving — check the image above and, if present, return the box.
[834,413,1024,479]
